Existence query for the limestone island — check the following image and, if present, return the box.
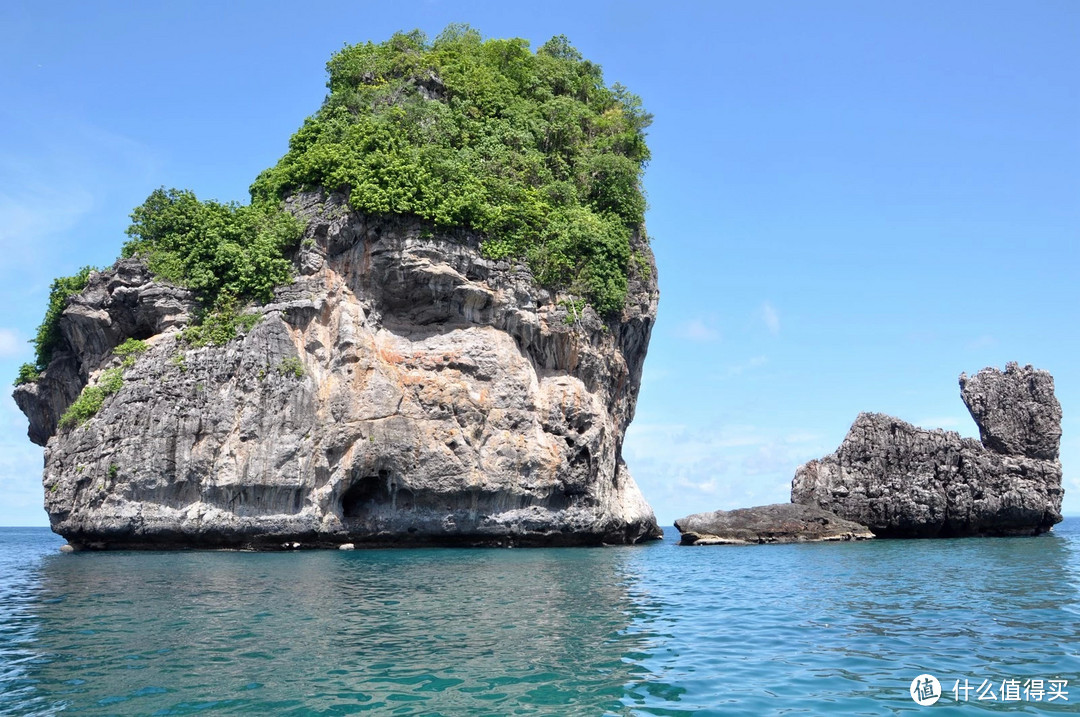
[677,363,1064,544]
[13,28,663,550]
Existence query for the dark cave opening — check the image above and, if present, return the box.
[129,326,156,341]
[341,474,391,518]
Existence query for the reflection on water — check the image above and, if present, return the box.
[6,539,671,714]
[0,521,1078,715]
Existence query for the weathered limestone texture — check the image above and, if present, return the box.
[674,503,874,545]
[791,363,1064,537]
[15,192,662,548]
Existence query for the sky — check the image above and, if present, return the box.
[0,0,1077,526]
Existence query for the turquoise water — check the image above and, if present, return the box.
[1,522,1078,715]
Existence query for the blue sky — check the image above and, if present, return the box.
[0,0,1077,525]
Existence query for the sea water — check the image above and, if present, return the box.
[1,521,1078,715]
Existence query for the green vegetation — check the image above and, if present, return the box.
[15,364,40,386]
[58,387,104,429]
[58,368,124,430]
[181,306,262,347]
[113,338,149,368]
[559,298,586,325]
[276,356,305,378]
[122,189,299,349]
[122,189,303,309]
[98,368,123,394]
[251,25,651,314]
[15,267,94,386]
[19,26,650,387]
[108,464,119,480]
[54,336,150,427]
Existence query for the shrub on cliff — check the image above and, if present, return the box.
[121,189,303,310]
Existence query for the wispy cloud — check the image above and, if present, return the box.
[783,431,822,444]
[674,318,720,342]
[719,355,767,378]
[0,184,95,253]
[742,445,796,476]
[676,477,720,495]
[0,114,158,273]
[760,301,780,336]
[623,420,832,522]
[0,328,27,358]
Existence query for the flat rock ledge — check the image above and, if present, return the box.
[674,503,874,546]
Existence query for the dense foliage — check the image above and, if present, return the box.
[122,188,303,310]
[116,187,301,348]
[19,26,650,387]
[251,26,652,314]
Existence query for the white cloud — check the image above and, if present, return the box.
[719,355,767,378]
[676,477,720,495]
[674,318,719,342]
[0,185,94,252]
[623,420,830,523]
[742,445,795,476]
[0,328,26,358]
[760,301,780,336]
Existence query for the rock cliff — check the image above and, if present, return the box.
[14,192,662,548]
[791,363,1064,537]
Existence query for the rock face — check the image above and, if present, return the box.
[14,261,194,446]
[14,191,662,548]
[959,364,1062,461]
[791,364,1064,537]
[674,503,874,545]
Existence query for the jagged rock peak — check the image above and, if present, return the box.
[960,362,1061,461]
[791,364,1064,538]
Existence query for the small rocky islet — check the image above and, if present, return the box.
[677,362,1064,545]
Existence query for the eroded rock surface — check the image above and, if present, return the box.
[791,364,1064,537]
[675,503,874,545]
[14,262,193,446]
[15,192,662,548]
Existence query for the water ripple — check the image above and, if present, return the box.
[0,521,1077,714]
